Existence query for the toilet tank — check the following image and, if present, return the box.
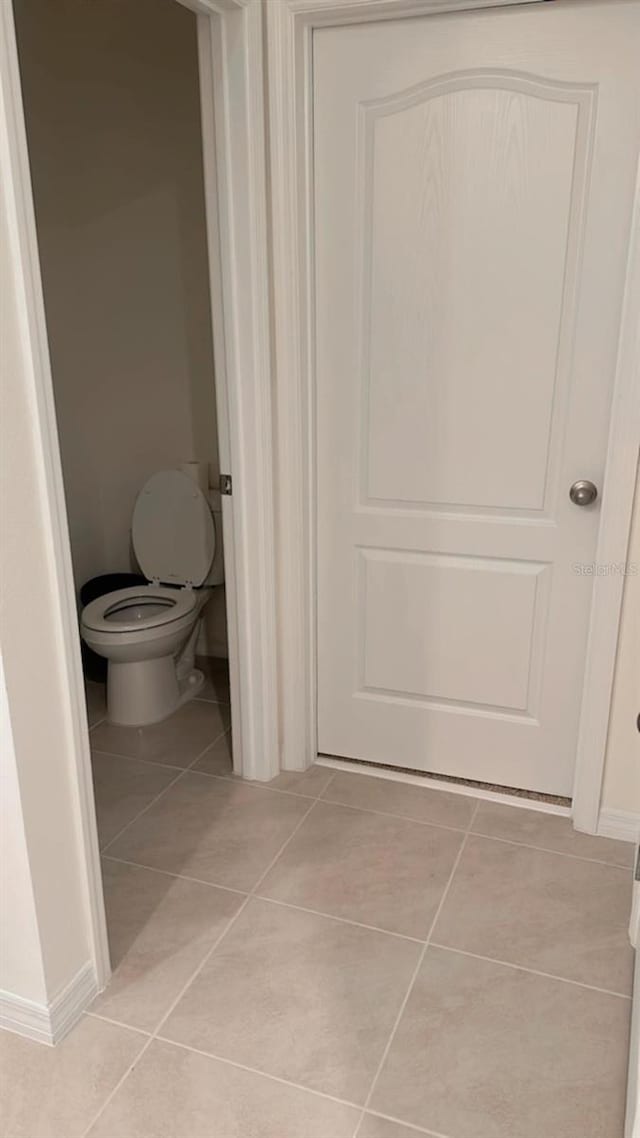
[205,488,225,586]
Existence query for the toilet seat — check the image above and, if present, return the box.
[132,469,215,588]
[81,585,197,635]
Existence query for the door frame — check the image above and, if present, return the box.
[266,0,640,834]
[2,0,278,992]
[185,0,279,788]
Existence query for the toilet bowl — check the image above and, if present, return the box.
[81,469,223,727]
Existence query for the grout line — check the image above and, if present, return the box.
[101,855,249,898]
[98,729,231,855]
[79,1031,151,1137]
[81,796,319,1137]
[231,795,319,898]
[183,725,232,771]
[91,720,230,778]
[152,1036,364,1113]
[252,892,426,944]
[353,799,482,1137]
[87,715,630,871]
[312,794,631,871]
[320,770,337,797]
[428,943,633,1001]
[90,719,231,774]
[99,768,187,855]
[100,852,633,1000]
[319,795,470,836]
[84,771,630,1135]
[84,1023,447,1134]
[466,829,634,871]
[84,1011,152,1037]
[99,763,333,885]
[79,900,253,1138]
[91,748,185,773]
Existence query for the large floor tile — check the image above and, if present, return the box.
[433,835,634,994]
[107,772,310,890]
[92,860,244,1031]
[84,680,106,727]
[260,800,462,938]
[371,946,630,1138]
[0,1016,145,1138]
[161,897,421,1103]
[91,752,178,848]
[321,770,474,831]
[472,800,635,867]
[90,699,230,769]
[88,1039,359,1138]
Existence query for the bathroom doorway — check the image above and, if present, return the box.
[9,0,277,992]
[14,0,232,702]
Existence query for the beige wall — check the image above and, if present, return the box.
[602,468,640,815]
[14,0,226,652]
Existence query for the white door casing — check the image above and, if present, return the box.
[267,0,640,823]
[191,0,279,783]
[314,1,640,796]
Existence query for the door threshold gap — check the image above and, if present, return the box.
[317,755,572,814]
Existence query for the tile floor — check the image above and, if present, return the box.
[1,659,635,1138]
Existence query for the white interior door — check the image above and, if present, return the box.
[315,0,640,796]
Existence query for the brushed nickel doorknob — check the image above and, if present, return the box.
[569,480,598,507]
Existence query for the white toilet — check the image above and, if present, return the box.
[81,469,224,727]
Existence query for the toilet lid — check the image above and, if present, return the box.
[132,470,215,587]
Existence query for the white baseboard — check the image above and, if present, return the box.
[0,961,97,1046]
[597,808,640,845]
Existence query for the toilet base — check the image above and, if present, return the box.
[107,656,205,727]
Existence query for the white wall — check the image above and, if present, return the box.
[0,78,96,1008]
[602,467,640,816]
[14,0,227,652]
[0,656,47,1008]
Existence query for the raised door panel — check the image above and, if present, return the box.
[358,549,548,713]
[361,76,592,514]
